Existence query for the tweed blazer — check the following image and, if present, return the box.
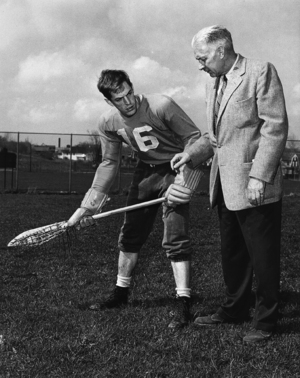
[190,55,288,211]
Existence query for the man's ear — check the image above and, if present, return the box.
[217,45,225,59]
[105,98,114,107]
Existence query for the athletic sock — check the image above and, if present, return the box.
[116,275,132,288]
[176,288,191,298]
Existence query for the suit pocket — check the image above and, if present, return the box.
[219,162,253,210]
[235,96,253,104]
[230,96,259,127]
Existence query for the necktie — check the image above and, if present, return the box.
[214,75,227,133]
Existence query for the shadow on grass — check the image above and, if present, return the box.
[274,290,300,336]
[76,295,183,311]
[75,294,205,313]
[280,290,300,318]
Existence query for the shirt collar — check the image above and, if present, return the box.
[225,54,239,78]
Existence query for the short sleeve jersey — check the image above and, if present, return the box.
[92,94,201,192]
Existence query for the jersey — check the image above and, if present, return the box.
[91,93,201,193]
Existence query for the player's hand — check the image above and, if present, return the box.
[67,208,95,230]
[210,134,217,148]
[246,178,266,206]
[165,183,192,206]
[170,152,191,170]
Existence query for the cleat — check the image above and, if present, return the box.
[89,286,129,310]
[168,296,191,329]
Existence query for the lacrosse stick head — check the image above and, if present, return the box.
[7,221,70,249]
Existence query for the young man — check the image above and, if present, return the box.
[68,69,211,329]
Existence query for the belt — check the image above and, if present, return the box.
[139,161,170,169]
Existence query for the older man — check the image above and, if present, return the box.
[171,25,288,342]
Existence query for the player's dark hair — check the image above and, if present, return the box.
[97,70,133,100]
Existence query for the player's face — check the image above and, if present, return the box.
[108,82,138,117]
[194,42,224,77]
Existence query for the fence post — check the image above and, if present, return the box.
[3,166,6,190]
[29,143,32,172]
[68,133,73,193]
[16,132,20,192]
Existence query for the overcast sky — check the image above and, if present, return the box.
[0,0,299,146]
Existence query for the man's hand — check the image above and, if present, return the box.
[67,208,95,230]
[170,152,191,170]
[210,134,217,148]
[67,189,108,229]
[246,178,266,206]
[165,183,192,207]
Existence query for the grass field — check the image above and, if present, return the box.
[1,164,300,196]
[1,188,300,377]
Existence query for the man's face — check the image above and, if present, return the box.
[194,41,224,77]
[108,82,137,117]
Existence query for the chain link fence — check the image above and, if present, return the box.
[0,131,136,194]
[0,131,299,195]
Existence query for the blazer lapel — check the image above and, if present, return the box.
[216,55,246,127]
[207,77,219,135]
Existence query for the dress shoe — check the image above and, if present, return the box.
[243,328,272,343]
[194,312,226,326]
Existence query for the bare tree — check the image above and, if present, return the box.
[87,129,102,168]
[286,132,300,152]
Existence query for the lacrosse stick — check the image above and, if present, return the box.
[8,166,204,249]
[7,197,166,249]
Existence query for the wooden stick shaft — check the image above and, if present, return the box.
[92,197,166,220]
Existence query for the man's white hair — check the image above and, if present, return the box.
[192,25,233,50]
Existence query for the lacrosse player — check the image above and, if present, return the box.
[68,69,211,329]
